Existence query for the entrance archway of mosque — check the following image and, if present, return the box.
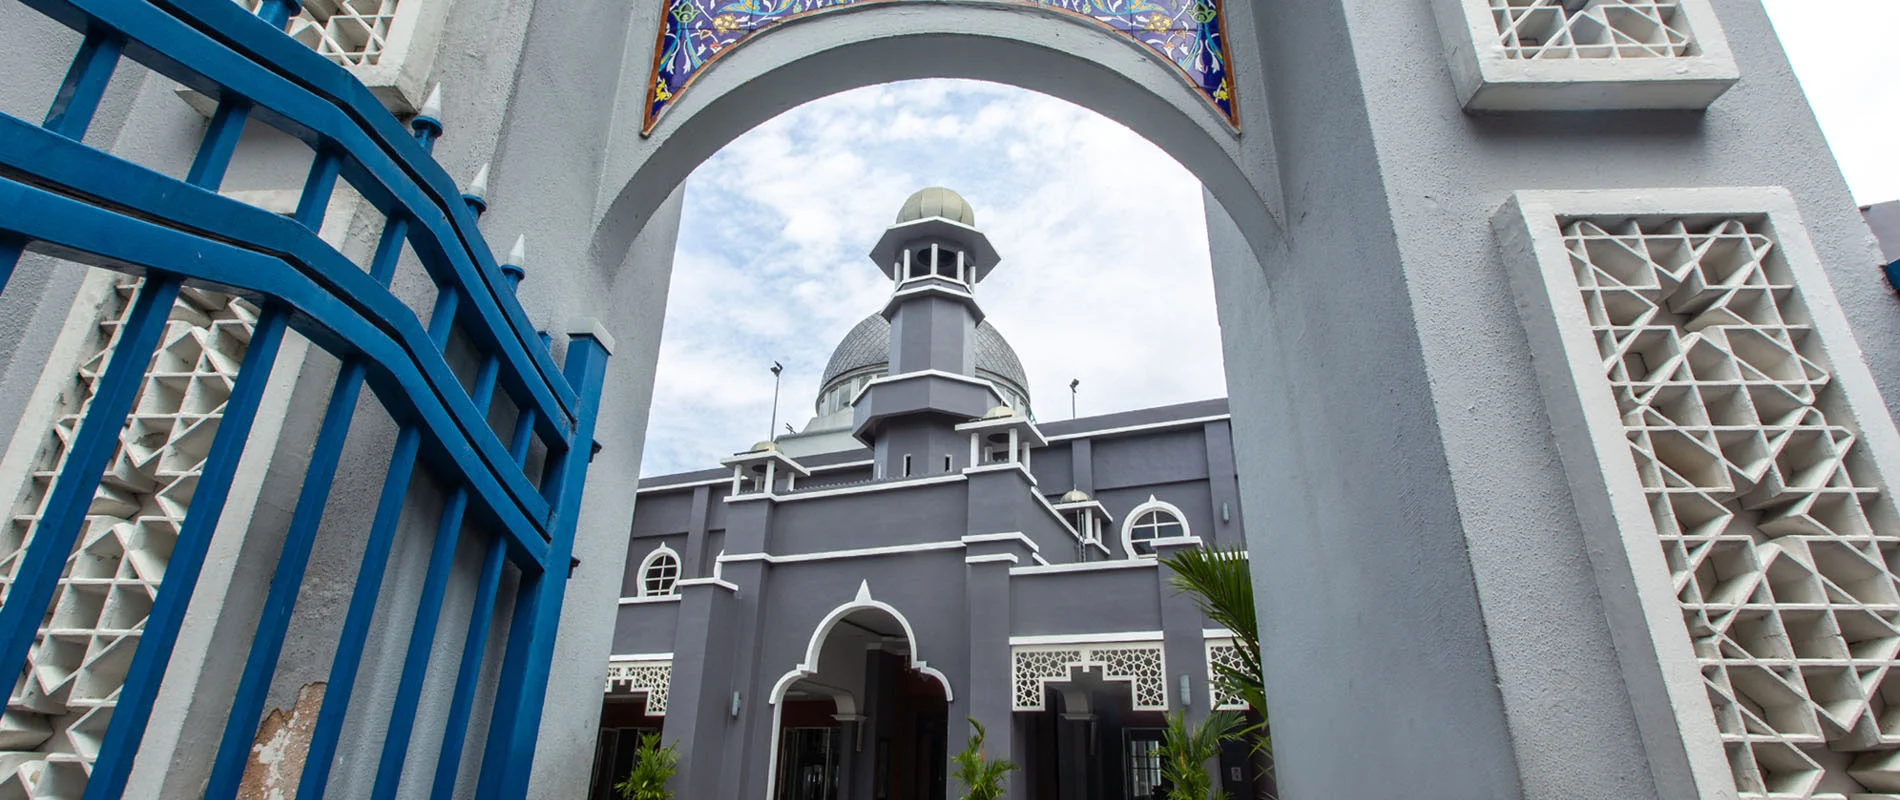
[769,606,950,800]
[588,2,1285,797]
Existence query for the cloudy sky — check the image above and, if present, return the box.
[639,3,1899,476]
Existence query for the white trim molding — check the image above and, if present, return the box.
[1012,641,1168,711]
[1495,188,1900,799]
[1429,0,1738,111]
[1009,559,1158,577]
[1044,413,1232,442]
[1009,631,1165,647]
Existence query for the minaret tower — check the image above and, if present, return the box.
[853,188,1007,478]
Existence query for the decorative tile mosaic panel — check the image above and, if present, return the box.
[1490,0,1692,60]
[0,279,258,799]
[642,0,1236,133]
[1562,215,1900,797]
[1012,642,1166,710]
[237,0,406,67]
[605,659,673,715]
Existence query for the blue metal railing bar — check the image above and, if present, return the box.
[21,0,581,446]
[433,531,508,799]
[297,231,484,798]
[82,301,291,799]
[373,242,514,797]
[0,30,125,293]
[0,0,614,794]
[0,144,556,556]
[153,0,582,424]
[0,115,558,544]
[0,49,264,763]
[477,330,611,799]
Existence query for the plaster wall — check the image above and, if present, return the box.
[1010,569,1164,635]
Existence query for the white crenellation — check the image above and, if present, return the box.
[1500,188,1900,799]
[1012,642,1167,711]
[604,659,672,716]
[0,278,259,799]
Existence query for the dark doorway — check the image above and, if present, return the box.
[587,697,661,800]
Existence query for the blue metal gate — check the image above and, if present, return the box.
[0,0,607,797]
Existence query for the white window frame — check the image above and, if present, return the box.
[637,543,682,598]
[1428,0,1738,111]
[1120,496,1189,560]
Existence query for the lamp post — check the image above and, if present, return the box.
[769,362,784,442]
[1069,378,1080,419]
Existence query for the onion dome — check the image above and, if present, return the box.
[815,314,1031,415]
[896,187,976,226]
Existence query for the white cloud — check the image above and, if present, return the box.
[643,80,1223,475]
[642,17,1891,475]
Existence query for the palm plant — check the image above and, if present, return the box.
[1158,710,1240,800]
[950,717,1016,800]
[614,733,680,800]
[1162,546,1271,760]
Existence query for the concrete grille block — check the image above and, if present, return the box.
[1430,0,1739,111]
[1498,188,1900,799]
[604,659,672,716]
[228,0,447,112]
[1011,643,1166,711]
[0,278,257,800]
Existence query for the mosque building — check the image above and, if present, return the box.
[590,188,1266,800]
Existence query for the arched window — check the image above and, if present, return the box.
[639,546,681,597]
[1121,496,1188,559]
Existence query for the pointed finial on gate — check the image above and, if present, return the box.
[462,162,491,216]
[500,235,526,291]
[411,84,444,150]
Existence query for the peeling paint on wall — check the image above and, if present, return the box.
[237,682,325,800]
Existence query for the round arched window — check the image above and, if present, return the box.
[1127,509,1184,557]
[641,549,680,597]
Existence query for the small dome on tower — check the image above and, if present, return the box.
[896,187,976,227]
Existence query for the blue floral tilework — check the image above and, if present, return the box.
[642,0,1236,133]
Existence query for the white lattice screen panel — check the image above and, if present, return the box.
[0,278,258,799]
[1206,639,1248,710]
[1500,189,1900,799]
[605,659,672,716]
[1430,0,1736,110]
[223,0,447,112]
[234,0,403,66]
[1490,0,1693,60]
[1011,643,1166,711]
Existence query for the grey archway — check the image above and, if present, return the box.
[482,4,1894,800]
[587,2,1285,274]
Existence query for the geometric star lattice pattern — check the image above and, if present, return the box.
[605,660,673,716]
[1564,217,1900,798]
[236,0,404,67]
[1206,639,1248,710]
[1491,0,1693,60]
[0,278,257,800]
[1012,643,1167,711]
